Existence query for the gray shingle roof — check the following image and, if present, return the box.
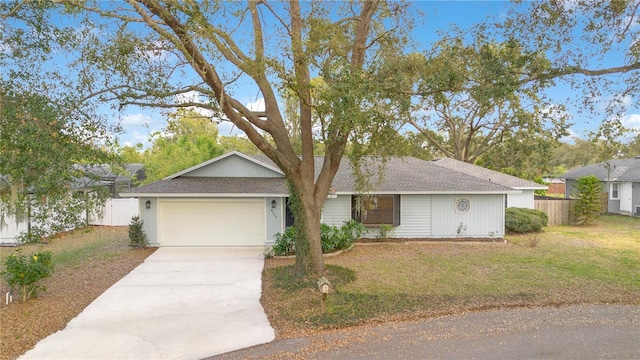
[125,177,288,195]
[430,158,547,189]
[125,153,517,196]
[562,157,640,182]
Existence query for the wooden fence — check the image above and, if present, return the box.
[534,199,574,226]
[534,193,609,226]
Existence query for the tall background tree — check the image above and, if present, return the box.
[142,109,224,182]
[401,39,569,166]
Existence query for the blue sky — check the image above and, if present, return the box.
[111,1,639,148]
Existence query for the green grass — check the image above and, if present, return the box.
[0,226,132,272]
[263,215,640,334]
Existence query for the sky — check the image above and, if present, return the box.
[103,1,639,148]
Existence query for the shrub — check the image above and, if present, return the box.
[1,249,54,302]
[16,227,46,245]
[272,226,296,256]
[376,224,394,239]
[571,175,603,225]
[272,221,365,256]
[505,207,547,233]
[339,220,366,249]
[521,208,548,227]
[320,223,340,252]
[128,216,149,248]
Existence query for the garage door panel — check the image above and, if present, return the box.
[159,200,265,246]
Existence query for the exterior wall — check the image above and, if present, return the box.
[619,182,633,214]
[546,181,565,196]
[266,197,284,245]
[431,194,505,238]
[322,195,432,238]
[139,197,159,245]
[322,195,352,226]
[607,181,621,213]
[564,179,578,198]
[320,194,502,238]
[186,156,282,178]
[634,182,640,216]
[507,190,534,209]
[391,195,431,238]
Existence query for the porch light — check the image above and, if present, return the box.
[271,200,276,209]
[145,200,151,209]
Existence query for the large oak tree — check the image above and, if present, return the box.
[1,1,410,277]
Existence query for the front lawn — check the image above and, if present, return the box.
[0,227,155,360]
[261,215,640,338]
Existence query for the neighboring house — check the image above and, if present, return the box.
[430,158,547,209]
[0,164,143,244]
[562,157,640,216]
[542,178,566,197]
[76,164,146,197]
[123,151,528,247]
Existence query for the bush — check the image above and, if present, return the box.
[1,249,54,302]
[128,216,149,248]
[320,223,340,252]
[272,226,296,256]
[505,207,547,233]
[571,175,603,225]
[16,227,46,245]
[376,224,394,239]
[339,220,366,248]
[272,221,365,256]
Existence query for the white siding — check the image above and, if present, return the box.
[139,197,158,245]
[321,195,432,238]
[322,195,351,226]
[392,195,431,238]
[507,190,534,209]
[186,156,282,178]
[266,197,284,244]
[431,194,504,238]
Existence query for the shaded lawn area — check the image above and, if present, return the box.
[261,215,640,338]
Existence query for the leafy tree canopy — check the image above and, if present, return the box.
[142,109,224,182]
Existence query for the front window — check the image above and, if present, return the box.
[352,195,400,226]
[610,183,619,200]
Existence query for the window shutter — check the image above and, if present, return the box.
[393,195,401,226]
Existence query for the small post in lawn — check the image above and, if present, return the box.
[317,276,331,313]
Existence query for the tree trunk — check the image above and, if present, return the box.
[288,178,325,277]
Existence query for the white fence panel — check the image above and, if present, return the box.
[0,213,29,244]
[90,198,139,226]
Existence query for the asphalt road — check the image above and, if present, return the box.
[213,304,640,359]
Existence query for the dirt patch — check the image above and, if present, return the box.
[0,227,155,360]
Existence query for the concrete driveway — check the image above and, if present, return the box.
[20,247,275,360]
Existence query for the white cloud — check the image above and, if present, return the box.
[559,127,581,143]
[120,113,153,126]
[622,113,640,130]
[175,91,216,117]
[246,98,265,112]
[123,131,152,148]
[595,94,633,112]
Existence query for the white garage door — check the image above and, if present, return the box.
[158,199,265,246]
